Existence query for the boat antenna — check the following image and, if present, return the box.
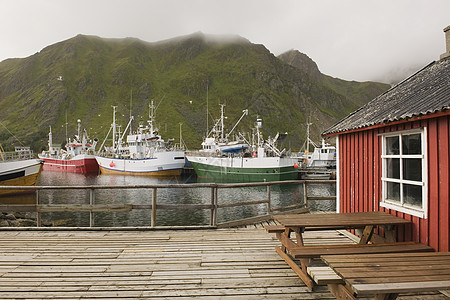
[206,81,209,137]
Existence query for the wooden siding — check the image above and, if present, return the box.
[338,114,450,251]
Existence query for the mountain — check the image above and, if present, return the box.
[0,33,390,152]
[278,50,390,110]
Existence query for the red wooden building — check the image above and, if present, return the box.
[323,26,450,251]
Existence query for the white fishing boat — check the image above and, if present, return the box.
[187,116,299,182]
[197,105,249,155]
[95,102,185,176]
[297,122,336,168]
[0,146,43,195]
[305,139,336,168]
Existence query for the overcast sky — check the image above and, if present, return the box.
[1,0,449,83]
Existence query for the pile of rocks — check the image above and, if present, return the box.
[0,212,69,227]
[0,212,37,227]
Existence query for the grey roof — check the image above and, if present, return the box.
[323,57,450,135]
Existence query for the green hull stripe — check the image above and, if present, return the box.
[190,161,298,182]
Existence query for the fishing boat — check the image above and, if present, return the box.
[38,120,99,174]
[197,104,249,155]
[305,139,336,168]
[0,146,43,195]
[187,117,299,182]
[95,103,185,176]
[295,123,336,180]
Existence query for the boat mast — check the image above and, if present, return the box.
[129,90,133,135]
[306,121,311,155]
[149,100,155,134]
[65,111,68,145]
[225,109,248,140]
[256,118,262,146]
[48,126,53,153]
[179,122,183,149]
[220,104,225,141]
[77,119,85,149]
[206,82,209,137]
[256,117,263,158]
[112,106,117,152]
[77,119,81,139]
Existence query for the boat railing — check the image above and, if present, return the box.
[0,149,35,161]
[0,180,336,228]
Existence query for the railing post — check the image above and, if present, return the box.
[151,188,157,227]
[89,188,95,227]
[267,185,271,214]
[210,187,215,226]
[303,181,308,206]
[214,186,218,226]
[36,190,41,227]
[210,185,218,227]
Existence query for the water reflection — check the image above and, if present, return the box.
[1,171,336,227]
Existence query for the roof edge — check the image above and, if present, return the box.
[324,109,450,137]
[322,60,439,136]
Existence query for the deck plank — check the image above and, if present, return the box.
[0,228,446,299]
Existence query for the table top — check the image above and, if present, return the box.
[273,211,411,228]
[321,252,450,295]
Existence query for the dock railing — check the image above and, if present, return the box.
[0,180,336,228]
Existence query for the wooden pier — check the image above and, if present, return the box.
[0,227,447,299]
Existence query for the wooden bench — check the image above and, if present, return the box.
[265,225,285,233]
[322,252,450,299]
[297,242,433,287]
[307,266,343,285]
[265,224,351,233]
[288,241,434,259]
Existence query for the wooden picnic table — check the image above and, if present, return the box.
[322,252,450,299]
[274,211,411,244]
[269,211,421,290]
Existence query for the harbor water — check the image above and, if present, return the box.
[1,171,336,227]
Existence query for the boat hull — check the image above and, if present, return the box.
[38,154,99,174]
[95,151,185,176]
[0,159,43,195]
[187,156,298,182]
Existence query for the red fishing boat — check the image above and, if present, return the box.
[39,120,99,174]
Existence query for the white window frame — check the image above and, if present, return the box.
[380,128,427,218]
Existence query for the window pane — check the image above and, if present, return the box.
[386,182,400,202]
[403,158,422,181]
[386,136,399,155]
[386,158,400,179]
[404,184,422,207]
[402,134,421,155]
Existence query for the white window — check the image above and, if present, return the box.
[380,128,427,218]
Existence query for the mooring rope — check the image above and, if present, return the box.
[0,121,26,147]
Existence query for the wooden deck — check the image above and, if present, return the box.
[0,227,448,299]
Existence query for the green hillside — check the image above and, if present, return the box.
[0,33,390,152]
